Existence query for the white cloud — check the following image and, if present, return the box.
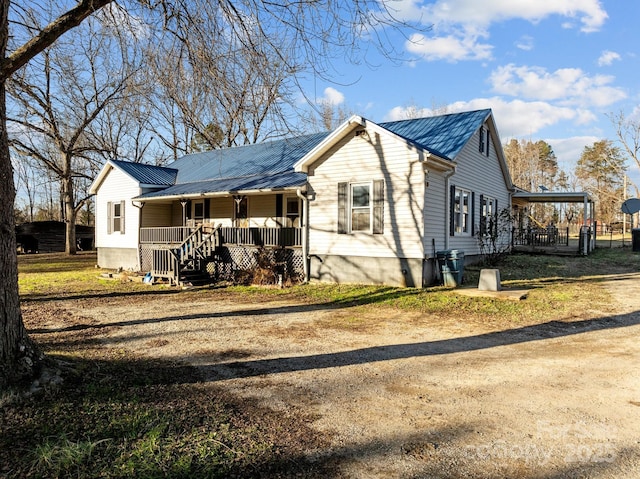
[398,0,607,62]
[405,32,493,62]
[411,0,608,32]
[488,64,626,107]
[384,97,592,138]
[515,35,534,51]
[597,50,621,66]
[545,136,600,167]
[385,105,432,121]
[319,87,345,106]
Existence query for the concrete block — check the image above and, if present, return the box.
[478,269,501,291]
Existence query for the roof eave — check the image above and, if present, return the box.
[294,115,365,173]
[89,160,115,195]
[423,152,455,172]
[135,184,305,202]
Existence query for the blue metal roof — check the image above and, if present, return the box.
[132,110,491,200]
[379,109,491,160]
[111,159,177,186]
[139,171,307,198]
[169,132,329,184]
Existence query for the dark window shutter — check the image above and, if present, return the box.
[471,192,475,236]
[337,182,348,234]
[186,200,192,220]
[107,201,113,234]
[449,184,456,236]
[204,199,210,219]
[486,129,491,156]
[479,127,485,153]
[479,194,485,235]
[373,180,384,234]
[275,194,283,219]
[494,199,499,236]
[120,200,126,234]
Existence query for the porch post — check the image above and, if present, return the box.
[180,199,188,226]
[582,194,589,255]
[133,201,145,271]
[298,189,310,282]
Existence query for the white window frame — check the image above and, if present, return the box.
[453,187,471,236]
[350,182,372,233]
[108,200,125,235]
[285,196,301,227]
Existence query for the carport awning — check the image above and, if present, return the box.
[512,191,592,203]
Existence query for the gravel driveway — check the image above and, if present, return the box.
[27,275,640,478]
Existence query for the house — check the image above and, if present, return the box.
[89,109,514,287]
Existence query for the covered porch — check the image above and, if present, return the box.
[511,191,596,255]
[135,191,308,285]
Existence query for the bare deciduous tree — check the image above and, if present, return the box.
[0,0,424,388]
[610,110,640,197]
[8,8,143,254]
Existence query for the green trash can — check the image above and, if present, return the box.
[447,250,465,285]
[436,250,464,286]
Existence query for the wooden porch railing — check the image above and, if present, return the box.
[140,226,191,244]
[218,227,301,247]
[512,227,569,247]
[150,224,220,285]
[141,226,302,247]
[151,249,179,284]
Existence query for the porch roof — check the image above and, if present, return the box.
[135,170,307,200]
[512,191,593,203]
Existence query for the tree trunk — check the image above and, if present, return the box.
[62,173,77,255]
[0,78,41,388]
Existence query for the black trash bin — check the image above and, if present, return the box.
[633,229,640,252]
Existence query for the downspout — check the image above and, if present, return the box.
[132,200,145,271]
[297,188,310,282]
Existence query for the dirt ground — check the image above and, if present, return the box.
[24,276,640,478]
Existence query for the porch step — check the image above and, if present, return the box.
[179,269,212,287]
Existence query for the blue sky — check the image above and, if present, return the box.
[306,0,639,186]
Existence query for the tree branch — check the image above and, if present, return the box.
[1,0,113,81]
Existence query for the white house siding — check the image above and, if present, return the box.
[446,123,511,258]
[209,197,234,226]
[95,167,141,270]
[421,171,448,284]
[249,195,279,227]
[141,203,172,227]
[306,130,426,286]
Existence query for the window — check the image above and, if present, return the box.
[337,180,384,234]
[450,186,473,236]
[286,197,300,227]
[107,200,125,234]
[351,184,371,231]
[193,200,204,221]
[480,195,498,236]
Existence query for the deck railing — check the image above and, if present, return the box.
[140,227,191,244]
[218,227,301,247]
[151,249,179,284]
[512,227,569,247]
[142,226,302,248]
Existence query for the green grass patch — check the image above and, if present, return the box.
[18,252,153,299]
